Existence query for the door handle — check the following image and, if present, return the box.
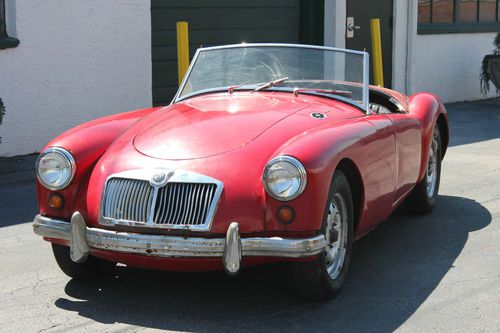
[346,17,360,38]
[347,23,361,32]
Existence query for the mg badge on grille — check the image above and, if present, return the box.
[151,170,174,187]
[153,172,165,183]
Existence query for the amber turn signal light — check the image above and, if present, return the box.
[49,193,65,210]
[277,205,295,224]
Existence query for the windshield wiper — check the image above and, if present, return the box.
[293,88,353,98]
[228,85,245,94]
[253,77,289,92]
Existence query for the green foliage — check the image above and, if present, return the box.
[480,33,500,95]
[494,33,500,55]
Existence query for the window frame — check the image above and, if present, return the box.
[0,0,19,50]
[418,0,500,34]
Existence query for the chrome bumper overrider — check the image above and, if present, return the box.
[33,212,327,275]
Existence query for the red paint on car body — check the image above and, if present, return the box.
[36,88,448,271]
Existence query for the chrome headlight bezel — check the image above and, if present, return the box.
[263,155,307,201]
[36,147,76,190]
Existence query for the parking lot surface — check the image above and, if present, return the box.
[0,99,499,332]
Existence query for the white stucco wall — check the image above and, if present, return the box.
[0,0,152,156]
[413,33,498,103]
[392,0,415,95]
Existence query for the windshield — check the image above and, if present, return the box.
[175,44,369,111]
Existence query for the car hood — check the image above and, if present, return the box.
[133,92,362,160]
[133,93,314,160]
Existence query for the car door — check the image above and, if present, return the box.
[384,112,422,204]
[360,113,397,228]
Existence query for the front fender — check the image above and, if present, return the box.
[266,117,373,233]
[37,107,161,220]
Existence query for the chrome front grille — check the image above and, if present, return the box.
[102,178,154,222]
[99,169,223,232]
[154,183,217,225]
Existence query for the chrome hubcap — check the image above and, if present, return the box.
[324,193,348,280]
[426,130,439,198]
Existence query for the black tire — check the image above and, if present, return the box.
[52,243,116,280]
[405,125,442,214]
[292,170,354,301]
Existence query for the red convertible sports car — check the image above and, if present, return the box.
[33,44,448,300]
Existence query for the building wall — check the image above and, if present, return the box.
[324,0,346,48]
[393,0,497,103]
[328,0,498,104]
[392,0,413,95]
[0,0,152,156]
[413,32,498,103]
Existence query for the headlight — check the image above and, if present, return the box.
[36,147,76,190]
[263,156,307,201]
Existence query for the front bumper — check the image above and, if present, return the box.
[33,212,327,275]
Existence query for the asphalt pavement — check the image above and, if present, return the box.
[0,99,499,332]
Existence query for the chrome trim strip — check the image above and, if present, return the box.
[33,214,327,260]
[198,43,368,55]
[33,214,71,241]
[98,169,224,232]
[86,227,225,257]
[363,52,370,113]
[241,237,326,257]
[146,180,160,225]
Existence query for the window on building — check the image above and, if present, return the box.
[0,0,19,49]
[418,0,500,34]
[433,0,454,23]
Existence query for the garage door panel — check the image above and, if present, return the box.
[152,17,298,32]
[153,60,178,74]
[152,0,299,8]
[152,46,179,62]
[153,72,178,89]
[151,0,301,105]
[153,87,179,103]
[152,7,298,20]
[152,28,299,47]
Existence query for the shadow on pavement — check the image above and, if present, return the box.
[55,195,491,332]
[446,98,500,147]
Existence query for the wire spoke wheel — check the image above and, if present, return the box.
[291,170,353,300]
[324,193,349,280]
[405,124,443,214]
[426,130,439,198]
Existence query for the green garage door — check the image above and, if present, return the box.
[152,0,323,105]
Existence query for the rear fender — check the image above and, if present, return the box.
[408,93,448,182]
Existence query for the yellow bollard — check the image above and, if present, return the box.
[176,21,190,85]
[370,18,384,87]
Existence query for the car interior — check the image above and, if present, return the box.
[369,89,406,114]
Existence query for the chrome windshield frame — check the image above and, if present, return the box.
[171,43,370,113]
